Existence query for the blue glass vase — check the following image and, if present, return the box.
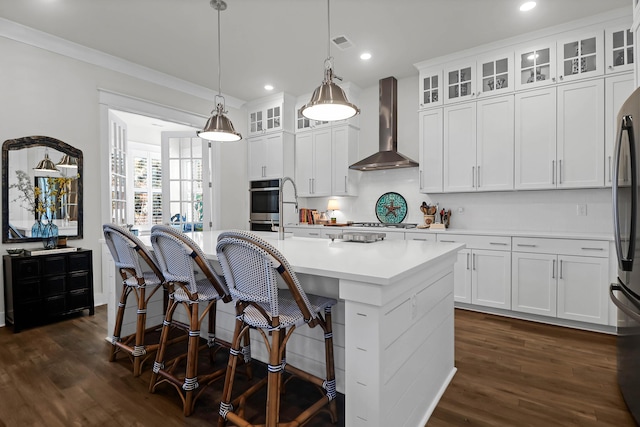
[41,222,59,249]
[31,220,44,238]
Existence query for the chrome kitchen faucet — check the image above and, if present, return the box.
[278,177,298,240]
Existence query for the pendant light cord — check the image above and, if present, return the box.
[327,0,331,60]
[217,0,222,98]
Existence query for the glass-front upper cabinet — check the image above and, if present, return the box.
[249,103,282,136]
[444,61,476,104]
[606,25,634,74]
[246,94,294,137]
[515,42,556,90]
[476,52,514,98]
[556,30,603,83]
[418,68,443,108]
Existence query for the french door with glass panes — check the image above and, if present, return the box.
[161,132,212,233]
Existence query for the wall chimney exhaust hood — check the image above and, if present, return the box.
[349,76,418,171]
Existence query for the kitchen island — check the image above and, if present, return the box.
[125,231,464,426]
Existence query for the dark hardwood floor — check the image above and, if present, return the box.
[0,306,634,426]
[429,310,636,427]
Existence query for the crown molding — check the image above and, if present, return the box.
[0,17,245,110]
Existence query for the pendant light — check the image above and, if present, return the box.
[34,150,59,172]
[300,0,359,122]
[56,154,78,170]
[197,0,242,142]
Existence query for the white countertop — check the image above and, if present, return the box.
[141,230,464,286]
[284,223,613,241]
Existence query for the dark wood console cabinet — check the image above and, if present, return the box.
[3,249,94,332]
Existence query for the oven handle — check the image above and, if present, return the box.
[610,282,640,323]
[249,187,280,192]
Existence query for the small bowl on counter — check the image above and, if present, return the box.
[6,248,24,256]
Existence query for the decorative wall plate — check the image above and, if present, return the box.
[375,192,408,224]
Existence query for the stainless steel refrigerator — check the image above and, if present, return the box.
[611,86,640,425]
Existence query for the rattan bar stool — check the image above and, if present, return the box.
[148,225,234,416]
[216,230,338,427]
[103,223,169,376]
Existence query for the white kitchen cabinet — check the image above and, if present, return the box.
[476,51,514,98]
[605,24,634,74]
[404,231,437,242]
[515,42,556,90]
[515,81,604,190]
[453,249,472,304]
[295,124,358,197]
[443,95,513,192]
[443,60,476,104]
[605,73,634,187]
[247,132,294,180]
[515,88,557,190]
[331,124,359,196]
[247,93,295,137]
[476,96,514,191]
[512,237,609,326]
[418,109,443,193]
[290,227,328,238]
[556,79,604,188]
[295,128,332,197]
[444,103,476,192]
[512,252,557,317]
[418,68,443,109]
[557,255,609,325]
[556,29,604,83]
[438,234,511,309]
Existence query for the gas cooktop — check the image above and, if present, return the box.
[349,222,417,229]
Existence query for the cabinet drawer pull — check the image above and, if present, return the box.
[440,240,455,243]
[413,238,428,241]
[472,253,476,270]
[552,259,556,279]
[517,244,536,247]
[559,259,563,279]
[466,253,470,270]
[489,242,508,246]
[581,247,604,251]
[309,232,319,236]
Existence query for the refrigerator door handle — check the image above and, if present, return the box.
[610,282,640,323]
[613,115,637,271]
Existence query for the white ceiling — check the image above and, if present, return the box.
[1,0,631,102]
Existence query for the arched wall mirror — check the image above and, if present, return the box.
[2,136,83,243]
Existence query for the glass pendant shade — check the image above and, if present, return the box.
[34,152,58,172]
[198,103,242,142]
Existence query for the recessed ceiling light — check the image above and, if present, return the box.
[520,1,536,12]
[264,84,274,91]
[360,52,372,60]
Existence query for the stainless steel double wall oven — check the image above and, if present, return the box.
[249,179,279,231]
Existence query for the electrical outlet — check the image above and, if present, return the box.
[458,207,464,214]
[576,204,587,216]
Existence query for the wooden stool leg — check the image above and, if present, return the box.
[133,284,147,376]
[183,301,200,416]
[110,284,131,362]
[149,298,177,392]
[323,307,338,422]
[208,300,217,364]
[217,313,245,427]
[265,327,283,427]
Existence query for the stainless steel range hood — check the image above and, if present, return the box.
[349,76,418,171]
